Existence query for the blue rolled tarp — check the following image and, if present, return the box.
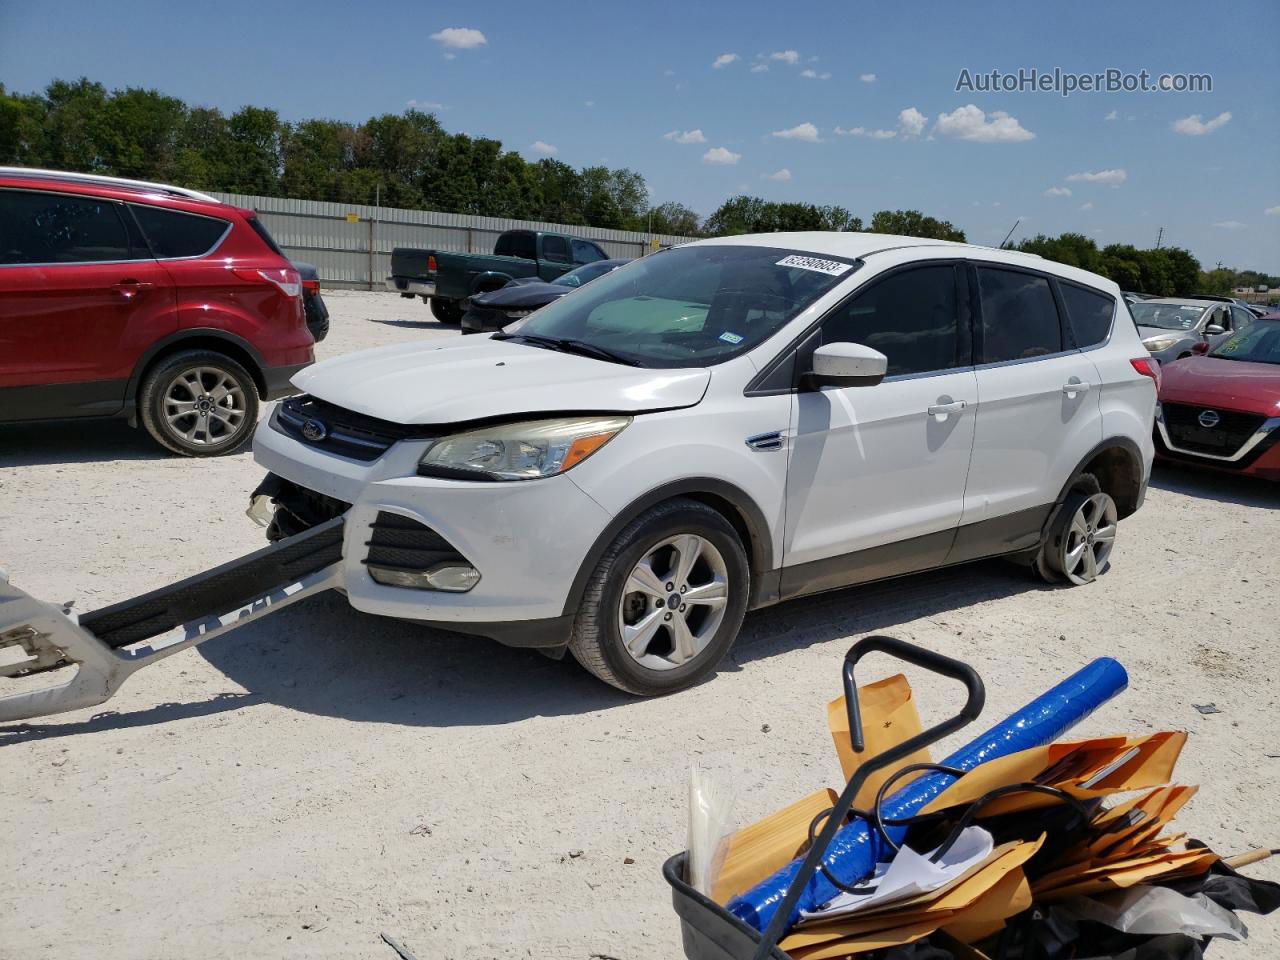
[727,657,1129,931]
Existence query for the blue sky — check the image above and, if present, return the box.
[3,0,1278,273]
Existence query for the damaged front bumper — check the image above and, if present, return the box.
[0,517,344,723]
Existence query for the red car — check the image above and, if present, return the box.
[0,168,314,455]
[1154,318,1280,480]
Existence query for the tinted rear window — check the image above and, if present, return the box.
[542,235,571,262]
[977,267,1063,362]
[130,204,229,258]
[0,189,142,264]
[1060,283,1116,348]
[246,216,285,256]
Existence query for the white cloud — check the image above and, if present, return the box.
[898,107,928,138]
[702,146,741,165]
[769,50,801,64]
[1067,168,1127,186]
[1265,205,1280,217]
[834,126,864,136]
[764,168,792,181]
[801,69,832,80]
[1044,186,1072,197]
[663,69,676,77]
[1173,111,1232,136]
[663,128,707,144]
[860,73,877,84]
[529,141,557,156]
[406,99,446,110]
[713,53,739,69]
[585,100,595,108]
[430,27,487,50]
[750,63,769,73]
[1104,109,1119,121]
[1213,220,1247,230]
[771,121,821,142]
[443,52,457,60]
[1080,201,1094,210]
[935,104,1035,142]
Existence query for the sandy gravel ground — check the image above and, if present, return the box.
[1,290,1277,960]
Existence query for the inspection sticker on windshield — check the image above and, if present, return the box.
[719,331,744,344]
[776,254,853,276]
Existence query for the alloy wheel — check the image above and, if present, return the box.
[163,366,248,447]
[616,534,730,671]
[1058,492,1118,585]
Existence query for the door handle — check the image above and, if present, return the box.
[112,279,154,299]
[1062,379,1091,395]
[927,400,967,417]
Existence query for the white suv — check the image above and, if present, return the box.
[253,232,1157,695]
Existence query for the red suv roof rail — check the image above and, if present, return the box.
[0,166,220,203]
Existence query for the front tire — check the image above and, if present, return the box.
[138,350,259,456]
[429,297,462,324]
[569,499,750,696]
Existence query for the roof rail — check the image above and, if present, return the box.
[0,167,220,203]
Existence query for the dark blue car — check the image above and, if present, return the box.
[460,258,631,334]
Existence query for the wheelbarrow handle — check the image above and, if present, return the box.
[751,636,986,960]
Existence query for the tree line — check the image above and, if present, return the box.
[2,78,1270,295]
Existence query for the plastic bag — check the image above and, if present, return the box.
[688,763,736,896]
[1066,884,1247,940]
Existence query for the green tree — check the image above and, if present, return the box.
[868,209,965,242]
[647,201,701,236]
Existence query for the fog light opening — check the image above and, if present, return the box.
[368,562,481,592]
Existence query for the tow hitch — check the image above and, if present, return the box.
[0,517,344,723]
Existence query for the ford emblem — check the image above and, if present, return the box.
[1197,409,1220,429]
[301,418,329,442]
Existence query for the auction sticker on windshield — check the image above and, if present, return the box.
[776,254,854,276]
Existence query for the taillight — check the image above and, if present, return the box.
[1130,356,1161,391]
[302,279,320,295]
[233,267,302,298]
[427,255,438,273]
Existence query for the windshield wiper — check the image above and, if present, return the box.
[493,332,643,367]
[554,338,644,367]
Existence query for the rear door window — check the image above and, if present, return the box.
[976,267,1063,362]
[0,189,141,264]
[129,205,229,258]
[496,232,536,259]
[1059,282,1116,348]
[542,235,571,262]
[819,264,962,376]
[572,239,605,263]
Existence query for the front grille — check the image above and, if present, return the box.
[274,395,431,462]
[364,511,467,572]
[1162,403,1264,457]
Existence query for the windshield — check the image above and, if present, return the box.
[503,245,859,367]
[554,260,618,288]
[1130,302,1208,331]
[1209,322,1280,365]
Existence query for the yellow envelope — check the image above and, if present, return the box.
[713,788,839,905]
[828,673,932,808]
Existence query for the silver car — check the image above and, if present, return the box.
[1130,298,1253,364]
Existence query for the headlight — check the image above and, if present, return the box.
[1143,336,1179,352]
[419,416,631,481]
[504,309,533,319]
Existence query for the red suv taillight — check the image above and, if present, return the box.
[1130,356,1161,391]
[233,267,302,298]
[427,255,438,273]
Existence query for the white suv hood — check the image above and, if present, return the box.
[290,336,711,425]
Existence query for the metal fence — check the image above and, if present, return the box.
[209,192,694,289]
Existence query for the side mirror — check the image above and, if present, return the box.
[806,342,888,388]
[1204,324,1225,336]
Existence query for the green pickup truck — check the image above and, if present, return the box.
[386,229,612,324]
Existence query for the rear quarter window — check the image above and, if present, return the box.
[130,204,229,258]
[1059,282,1116,348]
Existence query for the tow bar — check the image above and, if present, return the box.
[0,517,344,723]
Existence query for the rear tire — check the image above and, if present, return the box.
[429,298,462,324]
[1037,473,1118,585]
[138,350,259,457]
[568,499,750,696]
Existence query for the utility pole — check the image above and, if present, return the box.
[1155,226,1163,249]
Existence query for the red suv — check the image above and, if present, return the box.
[0,168,315,455]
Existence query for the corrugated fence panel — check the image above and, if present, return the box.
[211,192,693,288]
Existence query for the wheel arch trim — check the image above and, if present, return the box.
[1048,435,1146,526]
[126,328,268,414]
[560,478,774,618]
